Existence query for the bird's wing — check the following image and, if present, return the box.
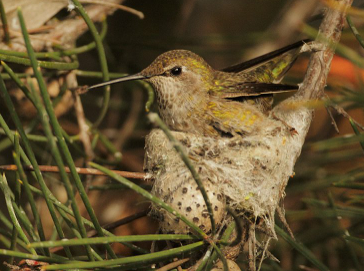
[218,83,298,98]
[221,39,311,83]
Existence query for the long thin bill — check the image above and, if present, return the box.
[87,73,147,90]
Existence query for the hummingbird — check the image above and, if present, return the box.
[88,40,310,137]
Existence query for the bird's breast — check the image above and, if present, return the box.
[156,91,209,134]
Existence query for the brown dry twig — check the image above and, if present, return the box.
[87,209,149,237]
[0,164,147,179]
[329,103,364,131]
[321,0,364,17]
[70,72,95,161]
[156,258,190,271]
[297,0,353,100]
[79,0,144,19]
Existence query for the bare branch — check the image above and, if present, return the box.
[297,0,353,99]
[0,164,148,180]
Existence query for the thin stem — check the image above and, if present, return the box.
[26,78,90,260]
[12,133,47,255]
[346,16,364,49]
[93,128,122,160]
[11,203,39,243]
[88,209,149,237]
[43,241,204,270]
[30,234,196,248]
[219,208,242,247]
[275,225,330,271]
[205,222,236,270]
[79,0,144,19]
[0,164,147,179]
[71,0,110,128]
[140,81,155,112]
[210,243,228,271]
[75,70,125,78]
[349,118,364,152]
[9,225,18,264]
[23,182,149,254]
[327,193,363,271]
[1,73,71,256]
[0,53,79,69]
[0,0,10,44]
[0,249,76,264]
[0,174,36,254]
[1,61,35,103]
[18,7,114,259]
[1,62,107,166]
[0,209,12,230]
[0,85,53,256]
[196,246,214,271]
[0,228,32,253]
[56,207,104,261]
[302,23,364,70]
[89,162,207,238]
[9,133,21,263]
[0,72,29,79]
[0,17,107,59]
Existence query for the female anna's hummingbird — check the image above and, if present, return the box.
[88,40,310,137]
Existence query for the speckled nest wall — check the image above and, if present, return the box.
[144,95,312,246]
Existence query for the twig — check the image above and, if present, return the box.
[298,0,353,100]
[0,55,78,70]
[298,265,322,271]
[346,16,364,49]
[321,0,364,17]
[89,162,207,238]
[219,208,243,247]
[70,71,95,191]
[71,0,111,129]
[87,209,149,237]
[156,258,190,271]
[330,103,364,131]
[325,104,340,134]
[257,237,273,271]
[114,88,143,151]
[276,206,295,239]
[70,72,95,161]
[300,0,364,132]
[248,224,256,271]
[79,0,144,19]
[0,164,148,180]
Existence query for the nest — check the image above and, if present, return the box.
[144,96,313,265]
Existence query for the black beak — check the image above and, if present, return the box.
[87,73,147,90]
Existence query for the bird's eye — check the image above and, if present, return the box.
[171,66,182,76]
